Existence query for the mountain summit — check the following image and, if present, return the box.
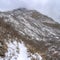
[0,8,60,60]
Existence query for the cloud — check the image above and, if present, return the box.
[0,0,49,11]
[0,0,60,22]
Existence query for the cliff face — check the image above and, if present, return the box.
[0,8,60,60]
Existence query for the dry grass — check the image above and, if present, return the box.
[31,11,41,19]
[0,17,48,59]
[43,22,60,29]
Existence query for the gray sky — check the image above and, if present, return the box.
[0,0,49,11]
[0,0,60,23]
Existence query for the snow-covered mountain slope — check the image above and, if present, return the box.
[0,8,60,60]
[0,40,42,60]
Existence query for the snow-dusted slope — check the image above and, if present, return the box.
[0,8,60,60]
[0,40,42,60]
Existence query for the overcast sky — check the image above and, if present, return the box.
[0,0,60,23]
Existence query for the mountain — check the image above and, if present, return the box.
[0,8,60,60]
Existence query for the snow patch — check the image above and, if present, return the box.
[0,40,42,60]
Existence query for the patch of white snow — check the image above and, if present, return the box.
[0,40,42,60]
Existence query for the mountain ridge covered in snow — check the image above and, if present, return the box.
[0,8,60,60]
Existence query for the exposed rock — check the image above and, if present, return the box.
[0,40,7,57]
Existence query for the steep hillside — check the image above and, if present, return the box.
[0,8,60,60]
